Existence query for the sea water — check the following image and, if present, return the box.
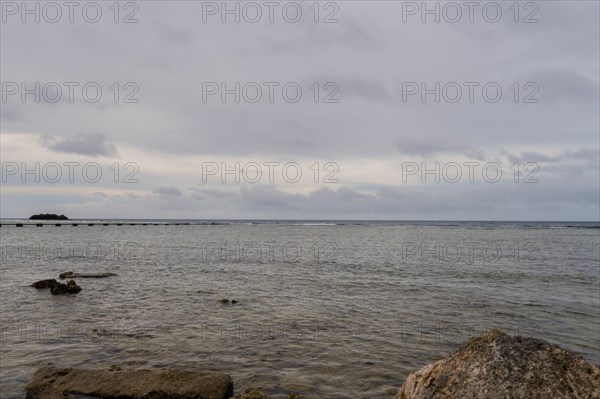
[0,220,598,398]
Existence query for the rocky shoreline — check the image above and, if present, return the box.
[25,329,599,399]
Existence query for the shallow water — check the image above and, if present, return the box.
[1,221,598,398]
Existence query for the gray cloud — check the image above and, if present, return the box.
[1,1,598,220]
[562,148,599,161]
[40,133,119,158]
[154,186,183,196]
[335,76,393,104]
[158,23,195,46]
[508,151,562,164]
[6,178,595,220]
[536,68,599,102]
[500,148,599,164]
[262,13,383,55]
[0,103,24,122]
[394,136,486,160]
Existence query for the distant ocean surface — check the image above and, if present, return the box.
[1,220,599,398]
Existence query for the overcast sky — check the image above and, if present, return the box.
[1,1,598,220]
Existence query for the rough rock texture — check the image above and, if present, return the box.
[26,365,234,399]
[397,329,600,399]
[59,271,117,279]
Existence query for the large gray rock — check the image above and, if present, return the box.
[397,329,600,399]
[26,364,233,399]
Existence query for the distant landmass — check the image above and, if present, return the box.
[29,214,68,220]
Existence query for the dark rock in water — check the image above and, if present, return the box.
[50,280,81,295]
[29,214,68,220]
[58,272,72,279]
[59,271,117,279]
[396,329,600,399]
[31,279,58,289]
[32,279,81,295]
[218,299,239,304]
[25,364,233,399]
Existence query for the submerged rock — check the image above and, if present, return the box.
[32,279,81,295]
[59,271,117,279]
[31,279,58,289]
[26,365,233,399]
[218,298,239,305]
[50,280,81,295]
[396,329,600,399]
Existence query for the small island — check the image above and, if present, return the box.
[29,214,69,220]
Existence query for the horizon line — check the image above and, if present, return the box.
[1,218,599,223]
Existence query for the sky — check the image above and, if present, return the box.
[1,0,599,220]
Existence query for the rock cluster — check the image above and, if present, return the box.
[396,329,600,399]
[31,271,116,295]
[30,279,81,295]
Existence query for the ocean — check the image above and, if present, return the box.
[1,220,598,398]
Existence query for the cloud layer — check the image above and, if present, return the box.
[1,1,598,220]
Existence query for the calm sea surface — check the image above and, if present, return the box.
[1,220,599,398]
